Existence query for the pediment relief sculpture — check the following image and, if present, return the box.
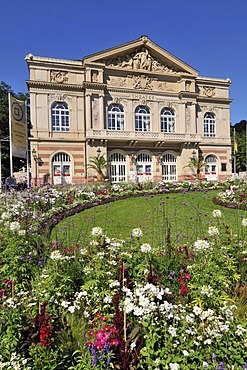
[103,48,183,74]
[50,70,68,84]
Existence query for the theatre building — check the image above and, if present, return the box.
[25,35,232,185]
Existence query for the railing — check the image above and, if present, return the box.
[86,129,202,142]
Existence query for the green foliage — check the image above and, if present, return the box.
[87,155,108,179]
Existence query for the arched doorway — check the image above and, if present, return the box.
[52,152,72,185]
[161,153,177,181]
[108,152,126,183]
[136,152,152,182]
[205,155,218,181]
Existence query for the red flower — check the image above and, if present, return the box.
[88,330,95,337]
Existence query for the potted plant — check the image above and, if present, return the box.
[87,155,108,180]
[184,152,205,180]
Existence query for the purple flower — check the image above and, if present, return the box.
[218,362,224,370]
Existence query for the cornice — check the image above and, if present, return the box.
[83,81,107,89]
[197,96,233,104]
[197,76,231,85]
[179,91,199,99]
[26,80,84,92]
[25,54,82,67]
[106,87,178,98]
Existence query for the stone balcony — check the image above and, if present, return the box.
[86,129,202,145]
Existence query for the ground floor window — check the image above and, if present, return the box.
[108,152,126,183]
[52,152,72,185]
[161,153,177,181]
[205,155,218,181]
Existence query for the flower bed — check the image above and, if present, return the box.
[0,181,246,369]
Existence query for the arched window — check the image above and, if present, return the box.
[160,108,175,132]
[161,153,177,181]
[135,106,151,131]
[108,104,125,130]
[204,113,215,137]
[51,102,70,132]
[108,152,126,183]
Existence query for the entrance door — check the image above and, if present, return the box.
[136,153,152,182]
[52,153,72,185]
[109,152,126,183]
[205,155,218,181]
[162,153,177,181]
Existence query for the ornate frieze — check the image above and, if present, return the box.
[50,70,68,84]
[48,94,72,103]
[108,76,127,87]
[103,48,183,74]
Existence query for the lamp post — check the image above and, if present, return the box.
[32,149,38,186]
[32,149,43,186]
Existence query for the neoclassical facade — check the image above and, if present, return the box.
[25,36,232,185]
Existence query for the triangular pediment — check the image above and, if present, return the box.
[83,36,198,76]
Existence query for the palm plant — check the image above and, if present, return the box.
[184,153,205,180]
[87,155,108,179]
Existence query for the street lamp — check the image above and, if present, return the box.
[97,147,101,157]
[32,149,43,186]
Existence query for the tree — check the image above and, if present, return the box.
[87,155,108,180]
[231,120,247,172]
[0,81,30,180]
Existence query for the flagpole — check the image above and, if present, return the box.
[8,93,13,177]
[233,127,236,176]
[25,99,30,187]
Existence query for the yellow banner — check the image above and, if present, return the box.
[10,95,27,158]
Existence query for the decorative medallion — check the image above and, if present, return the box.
[133,75,153,90]
[50,70,68,84]
[203,86,215,97]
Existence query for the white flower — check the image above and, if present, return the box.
[200,285,213,297]
[212,209,222,218]
[236,324,246,336]
[193,306,202,315]
[168,326,177,337]
[109,280,120,288]
[204,339,212,345]
[193,239,211,252]
[9,221,20,232]
[169,363,180,370]
[208,226,219,236]
[68,305,76,313]
[50,250,62,260]
[91,227,103,236]
[241,218,247,227]
[203,361,208,368]
[131,228,143,238]
[140,243,152,253]
[182,350,189,357]
[61,300,70,308]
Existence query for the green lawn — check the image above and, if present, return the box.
[51,189,247,247]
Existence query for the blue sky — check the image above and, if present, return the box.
[1,0,247,124]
